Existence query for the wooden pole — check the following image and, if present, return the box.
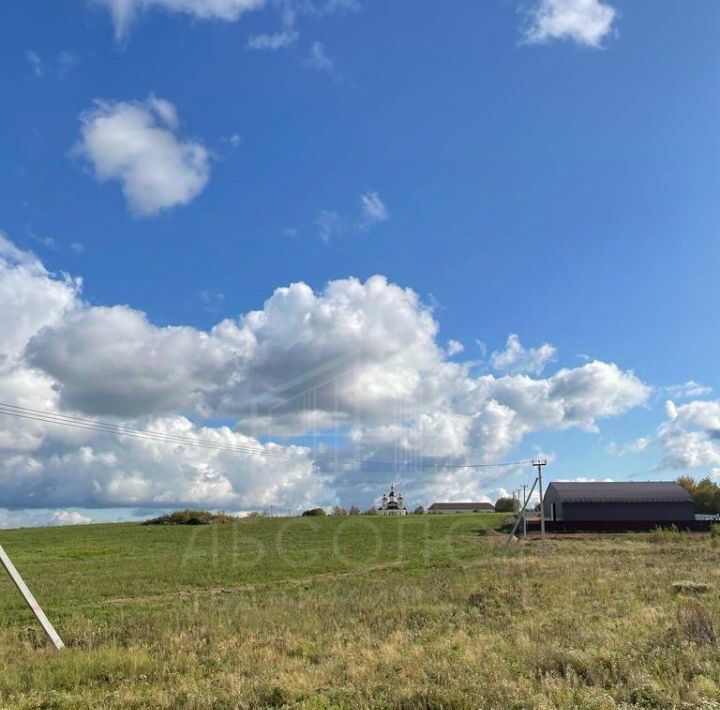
[0,544,64,650]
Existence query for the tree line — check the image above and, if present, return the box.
[677,476,720,514]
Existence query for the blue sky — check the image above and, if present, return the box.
[1,0,719,525]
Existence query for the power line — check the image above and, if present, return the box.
[0,403,306,462]
[0,402,532,472]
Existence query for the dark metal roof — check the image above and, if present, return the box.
[428,502,495,511]
[546,481,693,504]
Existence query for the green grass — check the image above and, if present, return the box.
[1,514,720,708]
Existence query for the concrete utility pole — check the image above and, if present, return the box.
[533,459,548,557]
[504,474,538,552]
[522,484,527,540]
[0,544,64,650]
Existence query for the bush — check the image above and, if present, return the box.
[365,507,378,515]
[302,508,326,517]
[143,510,236,526]
[414,506,425,515]
[677,475,720,514]
[332,506,348,516]
[494,497,516,513]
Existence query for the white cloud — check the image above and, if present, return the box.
[663,381,712,400]
[74,95,210,217]
[607,436,652,456]
[317,190,389,241]
[305,41,334,72]
[52,510,93,525]
[360,190,389,226]
[0,509,93,530]
[247,2,297,49]
[447,340,464,356]
[317,210,345,242]
[96,0,268,40]
[490,334,556,375]
[657,399,720,471]
[0,233,80,362]
[0,417,320,511]
[0,234,653,513]
[522,0,617,48]
[247,29,298,49]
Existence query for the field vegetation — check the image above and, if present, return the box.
[1,514,720,708]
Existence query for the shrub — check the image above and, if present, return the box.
[494,497,516,513]
[143,510,235,526]
[302,508,326,517]
[414,506,425,515]
[649,525,681,543]
[676,475,720,514]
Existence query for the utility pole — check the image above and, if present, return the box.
[533,459,548,557]
[0,544,64,650]
[522,484,527,540]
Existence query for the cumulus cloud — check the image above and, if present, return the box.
[490,334,556,375]
[522,0,617,48]
[0,417,320,510]
[96,0,268,40]
[27,305,254,417]
[0,234,653,515]
[0,509,93,530]
[74,95,210,217]
[658,399,720,472]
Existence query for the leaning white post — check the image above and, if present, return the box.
[0,544,65,650]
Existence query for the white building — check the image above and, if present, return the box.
[377,485,407,516]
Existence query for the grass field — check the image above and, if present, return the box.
[1,514,720,709]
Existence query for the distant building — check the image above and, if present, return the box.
[543,482,695,523]
[377,485,407,516]
[428,502,495,514]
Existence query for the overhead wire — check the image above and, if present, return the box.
[0,402,533,472]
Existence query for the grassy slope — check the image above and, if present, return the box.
[0,515,719,709]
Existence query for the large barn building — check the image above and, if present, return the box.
[543,482,695,523]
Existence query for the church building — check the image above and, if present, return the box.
[377,485,407,516]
